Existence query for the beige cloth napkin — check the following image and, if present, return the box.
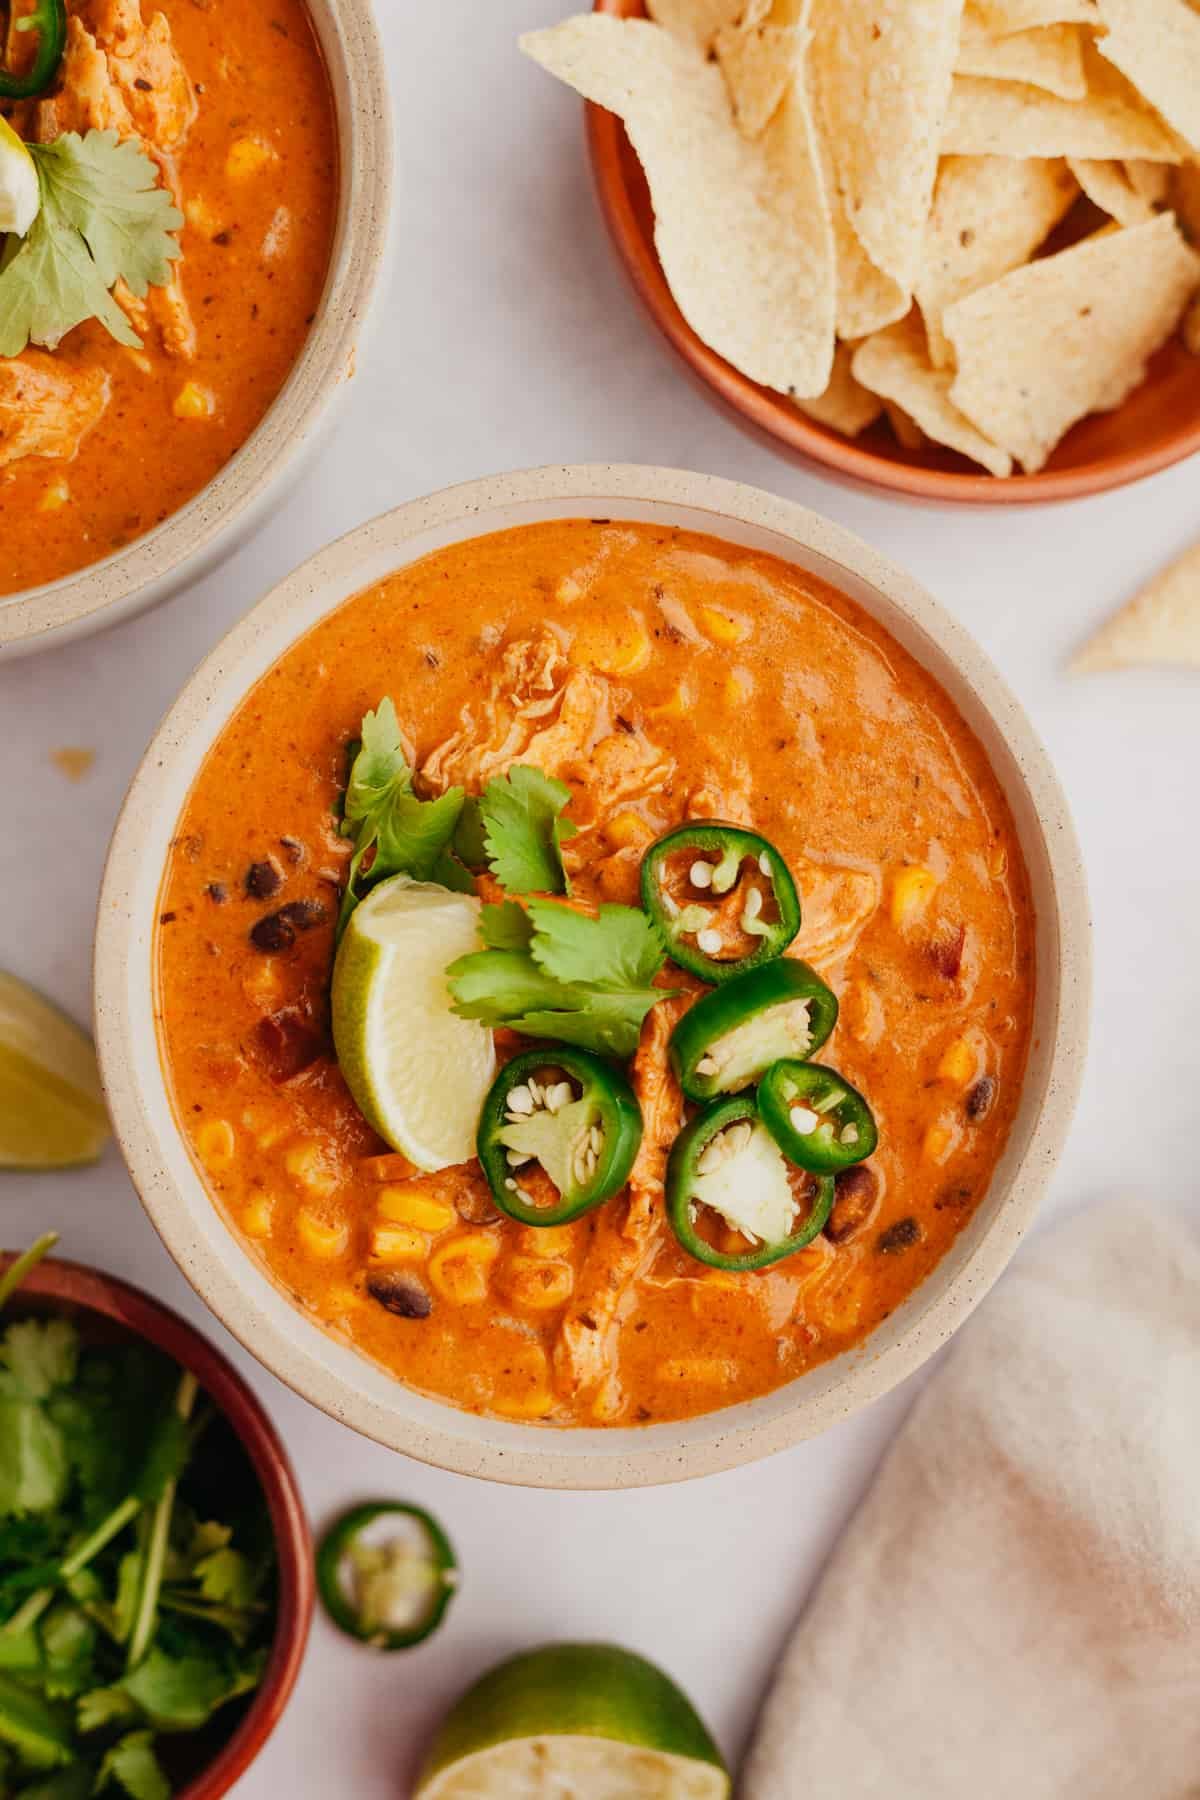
[743,1199,1200,1800]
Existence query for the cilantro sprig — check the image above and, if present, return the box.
[447,898,677,1058]
[0,130,184,358]
[0,1240,277,1800]
[475,765,576,896]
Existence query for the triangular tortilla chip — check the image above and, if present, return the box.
[521,16,836,398]
[958,12,1087,101]
[646,0,767,52]
[973,0,1097,28]
[794,341,884,435]
[809,66,909,337]
[1073,539,1200,671]
[1094,0,1200,157]
[943,57,1187,161]
[915,155,1079,367]
[852,314,1014,475]
[944,214,1200,471]
[716,19,805,139]
[1066,157,1155,225]
[810,0,964,295]
[883,401,928,450]
[1125,160,1171,208]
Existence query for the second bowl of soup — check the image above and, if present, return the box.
[95,466,1090,1488]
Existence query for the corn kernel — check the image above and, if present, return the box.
[519,1225,575,1260]
[493,1385,556,1420]
[890,864,939,929]
[657,1357,734,1385]
[284,1141,338,1199]
[604,811,653,852]
[650,681,694,721]
[377,1186,455,1233]
[184,195,222,234]
[297,1209,349,1258]
[226,136,278,180]
[724,668,754,705]
[491,1342,555,1418]
[428,1233,499,1304]
[938,1037,977,1088]
[818,1272,868,1335]
[196,1118,235,1172]
[569,613,651,676]
[923,1119,959,1164]
[360,1152,417,1183]
[698,605,751,646]
[371,1224,429,1262]
[39,478,71,513]
[989,845,1009,880]
[240,1106,287,1150]
[241,960,282,1011]
[241,1197,273,1238]
[173,382,216,421]
[503,1255,574,1311]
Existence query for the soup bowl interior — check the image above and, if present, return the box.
[95,465,1091,1489]
[589,0,1200,506]
[0,0,393,660]
[0,1254,313,1800]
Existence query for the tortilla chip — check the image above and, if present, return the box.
[807,118,907,339]
[1094,0,1200,157]
[883,401,928,450]
[944,214,1200,471]
[521,16,836,398]
[958,13,1088,101]
[794,342,885,435]
[852,314,1013,475]
[973,0,1098,29]
[716,19,805,139]
[810,0,963,295]
[1067,157,1156,224]
[1073,539,1200,671]
[645,0,766,52]
[915,155,1079,367]
[1172,161,1200,245]
[1184,293,1200,355]
[1125,160,1172,208]
[943,58,1187,161]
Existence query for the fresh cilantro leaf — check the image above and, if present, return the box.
[39,1604,98,1701]
[192,1548,257,1610]
[77,1686,138,1736]
[336,699,466,939]
[121,1646,239,1731]
[96,1729,170,1800]
[526,899,666,990]
[445,951,579,1025]
[430,846,477,895]
[452,797,488,871]
[0,1626,41,1676]
[0,1400,68,1517]
[0,1668,74,1770]
[478,765,576,896]
[0,133,183,357]
[479,901,534,952]
[0,1321,78,1401]
[511,993,664,1059]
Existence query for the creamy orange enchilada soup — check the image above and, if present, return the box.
[155,522,1035,1428]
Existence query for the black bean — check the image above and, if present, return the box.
[966,1076,997,1121]
[367,1272,432,1320]
[250,912,295,953]
[877,1217,922,1255]
[206,882,229,905]
[825,1165,880,1244]
[246,858,283,899]
[276,898,328,932]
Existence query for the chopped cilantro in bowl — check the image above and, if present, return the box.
[0,1238,301,1800]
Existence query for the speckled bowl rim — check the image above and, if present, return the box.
[94,465,1092,1489]
[0,0,393,659]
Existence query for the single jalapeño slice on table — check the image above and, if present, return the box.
[669,960,838,1103]
[666,1093,834,1272]
[759,1060,878,1173]
[318,1502,459,1651]
[640,822,801,982]
[478,1047,643,1226]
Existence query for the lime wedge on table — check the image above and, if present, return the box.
[416,1643,730,1798]
[331,876,495,1173]
[0,117,40,238]
[0,972,110,1169]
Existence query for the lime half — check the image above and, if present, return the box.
[331,876,495,1173]
[0,117,39,238]
[0,973,109,1170]
[416,1643,730,1798]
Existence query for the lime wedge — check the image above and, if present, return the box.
[0,973,109,1170]
[0,117,39,238]
[416,1643,730,1798]
[331,876,495,1173]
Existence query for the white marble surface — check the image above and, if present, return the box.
[2,2,1199,1792]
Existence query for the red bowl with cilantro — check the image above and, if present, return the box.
[0,1250,313,1800]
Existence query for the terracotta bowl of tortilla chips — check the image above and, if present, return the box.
[586,0,1200,505]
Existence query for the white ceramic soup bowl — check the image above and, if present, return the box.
[94,465,1091,1489]
[0,0,392,661]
